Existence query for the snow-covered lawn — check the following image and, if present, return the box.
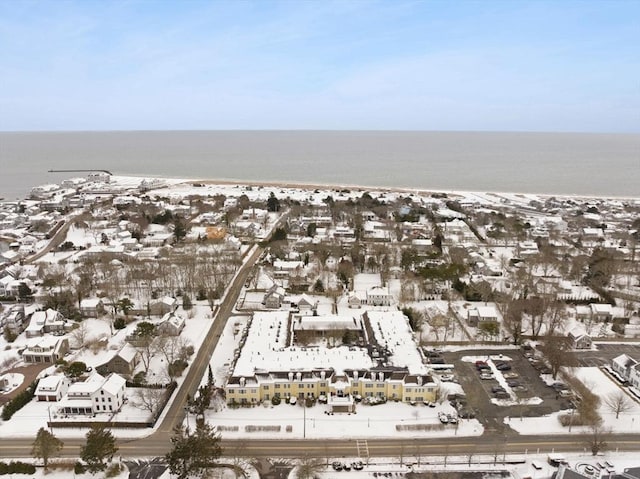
[205,399,483,439]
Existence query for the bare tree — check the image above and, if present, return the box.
[585,422,611,456]
[133,388,166,414]
[540,336,577,379]
[604,391,634,419]
[70,321,90,349]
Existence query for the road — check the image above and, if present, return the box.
[2,433,640,460]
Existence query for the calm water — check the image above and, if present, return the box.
[0,130,638,200]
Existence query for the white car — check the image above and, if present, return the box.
[440,374,455,382]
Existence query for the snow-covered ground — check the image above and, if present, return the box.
[205,398,483,439]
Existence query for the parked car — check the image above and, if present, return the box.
[503,372,519,379]
[332,461,344,471]
[475,361,488,370]
[458,409,476,419]
[491,385,506,393]
[438,412,449,424]
[352,461,364,471]
[440,374,455,382]
[495,391,511,399]
[507,380,520,387]
[430,357,446,364]
[480,372,494,380]
[495,362,512,371]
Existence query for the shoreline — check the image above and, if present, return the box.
[168,175,639,202]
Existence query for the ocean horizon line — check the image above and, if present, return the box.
[1,129,638,136]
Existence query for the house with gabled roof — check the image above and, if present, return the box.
[101,343,139,377]
[24,309,65,337]
[23,337,69,364]
[36,375,71,402]
[567,328,592,350]
[157,312,186,336]
[56,372,126,415]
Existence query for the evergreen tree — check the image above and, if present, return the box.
[165,424,223,479]
[182,294,193,310]
[31,427,63,470]
[80,425,118,473]
[266,192,280,212]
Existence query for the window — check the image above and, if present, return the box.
[320,382,326,387]
[365,384,373,388]
[275,384,281,389]
[263,385,269,390]
[239,389,246,394]
[109,405,112,411]
[108,398,112,402]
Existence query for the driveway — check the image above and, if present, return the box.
[0,363,50,404]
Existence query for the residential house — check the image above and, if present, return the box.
[101,343,139,377]
[590,303,613,322]
[149,296,177,317]
[366,287,392,306]
[567,328,592,350]
[35,375,71,402]
[347,292,364,309]
[467,305,499,327]
[24,309,65,337]
[0,305,26,336]
[296,294,317,313]
[612,354,640,386]
[157,312,186,336]
[57,372,126,415]
[263,285,286,309]
[80,298,105,318]
[23,337,69,363]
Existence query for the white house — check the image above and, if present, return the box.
[24,309,65,337]
[57,372,126,415]
[366,287,392,306]
[612,354,639,385]
[36,375,71,402]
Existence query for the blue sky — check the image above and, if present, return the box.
[0,0,638,132]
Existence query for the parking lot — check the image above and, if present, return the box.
[441,348,567,434]
[575,343,640,367]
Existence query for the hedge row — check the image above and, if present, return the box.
[0,462,36,475]
[1,380,38,421]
